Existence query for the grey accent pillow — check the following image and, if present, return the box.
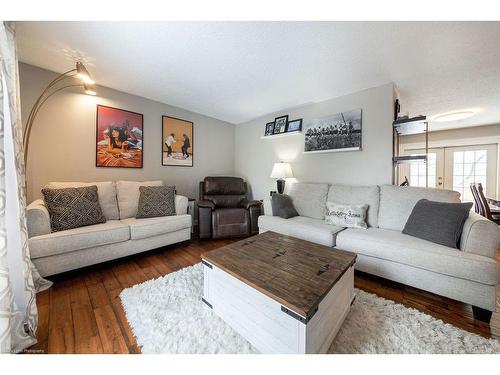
[42,185,106,232]
[402,199,473,248]
[325,202,368,229]
[271,194,299,219]
[136,186,176,218]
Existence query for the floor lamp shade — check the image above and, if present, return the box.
[270,162,293,194]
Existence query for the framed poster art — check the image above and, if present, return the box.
[96,105,143,168]
[273,115,288,134]
[304,108,362,153]
[264,121,275,136]
[162,116,194,167]
[286,118,302,133]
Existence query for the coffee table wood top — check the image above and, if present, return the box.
[202,231,356,318]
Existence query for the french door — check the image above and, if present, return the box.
[401,144,498,201]
[443,144,497,202]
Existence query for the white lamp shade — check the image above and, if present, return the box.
[270,162,293,179]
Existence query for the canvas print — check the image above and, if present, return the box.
[96,105,143,168]
[304,108,362,153]
[162,116,193,167]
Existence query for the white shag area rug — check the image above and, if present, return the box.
[120,263,500,354]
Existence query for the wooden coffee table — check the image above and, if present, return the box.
[201,231,356,354]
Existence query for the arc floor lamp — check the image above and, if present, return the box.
[22,61,96,167]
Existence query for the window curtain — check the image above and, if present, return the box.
[0,21,52,354]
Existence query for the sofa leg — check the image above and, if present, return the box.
[472,306,492,323]
[181,240,190,247]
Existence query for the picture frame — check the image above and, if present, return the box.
[95,105,144,168]
[162,115,194,167]
[273,115,288,134]
[264,121,275,136]
[286,118,302,133]
[304,108,362,153]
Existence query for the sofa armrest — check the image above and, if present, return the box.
[26,199,51,238]
[175,195,188,215]
[197,200,215,210]
[460,212,500,258]
[262,197,272,216]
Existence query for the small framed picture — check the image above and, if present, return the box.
[286,118,302,133]
[273,115,288,134]
[264,122,275,136]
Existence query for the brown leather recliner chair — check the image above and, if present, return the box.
[197,177,262,239]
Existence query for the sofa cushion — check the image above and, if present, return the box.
[29,220,130,258]
[46,181,119,220]
[121,214,192,240]
[403,199,473,248]
[136,186,176,218]
[378,185,461,231]
[335,227,499,285]
[327,185,380,227]
[116,180,164,219]
[285,182,329,220]
[258,215,344,247]
[42,186,106,232]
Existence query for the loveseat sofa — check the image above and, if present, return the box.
[259,183,500,319]
[27,180,192,277]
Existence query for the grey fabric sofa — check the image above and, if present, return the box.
[259,183,500,318]
[27,180,191,277]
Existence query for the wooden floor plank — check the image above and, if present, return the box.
[94,304,130,354]
[31,238,500,353]
[72,304,104,353]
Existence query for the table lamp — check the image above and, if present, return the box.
[270,162,293,194]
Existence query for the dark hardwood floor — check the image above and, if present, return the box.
[28,237,500,354]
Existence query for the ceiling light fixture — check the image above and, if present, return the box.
[433,111,475,122]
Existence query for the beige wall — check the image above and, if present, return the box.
[234,83,395,200]
[20,63,235,202]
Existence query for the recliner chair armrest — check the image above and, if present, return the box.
[197,201,214,239]
[27,199,51,238]
[197,200,215,210]
[242,199,262,210]
[460,212,500,258]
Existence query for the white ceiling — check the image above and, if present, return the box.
[15,21,500,130]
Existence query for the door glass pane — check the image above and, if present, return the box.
[409,152,436,187]
[452,150,488,202]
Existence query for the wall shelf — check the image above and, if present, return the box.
[260,131,302,140]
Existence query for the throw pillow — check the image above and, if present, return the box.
[42,185,106,232]
[271,194,299,219]
[402,199,473,248]
[136,186,176,218]
[325,202,368,229]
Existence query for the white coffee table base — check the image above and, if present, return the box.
[202,260,355,354]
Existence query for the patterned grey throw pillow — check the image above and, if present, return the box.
[136,186,176,218]
[325,202,368,229]
[42,185,106,232]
